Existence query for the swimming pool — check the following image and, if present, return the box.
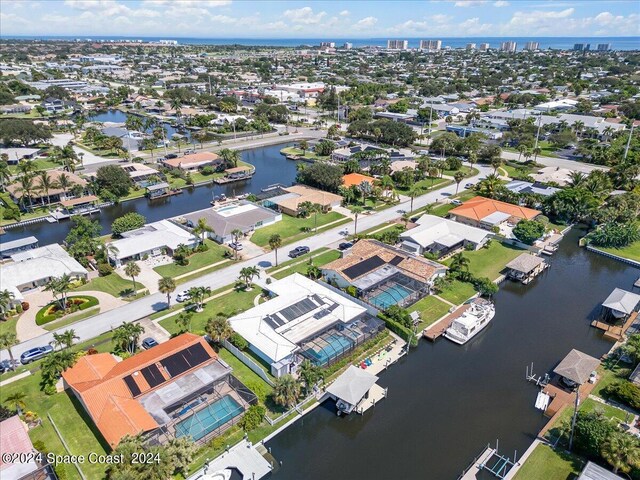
[174,395,244,441]
[304,333,354,366]
[368,284,412,309]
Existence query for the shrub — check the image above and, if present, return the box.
[239,404,266,431]
[345,286,357,297]
[15,303,23,314]
[229,332,248,350]
[21,302,29,311]
[513,219,545,245]
[378,312,417,347]
[111,212,146,237]
[201,165,215,175]
[97,262,113,276]
[604,382,640,410]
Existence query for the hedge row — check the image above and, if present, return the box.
[378,313,418,347]
[35,296,99,326]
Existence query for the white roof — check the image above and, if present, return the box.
[602,288,640,315]
[0,244,88,298]
[481,211,512,225]
[107,220,198,260]
[326,365,378,405]
[400,214,490,249]
[200,439,272,480]
[0,236,38,253]
[229,274,367,363]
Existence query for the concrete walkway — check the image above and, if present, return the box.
[16,290,126,342]
[117,261,159,294]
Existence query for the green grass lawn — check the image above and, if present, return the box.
[280,146,330,161]
[592,362,632,399]
[217,348,273,403]
[42,307,100,332]
[159,287,258,335]
[75,273,143,298]
[580,397,629,422]
[396,177,451,194]
[410,295,452,330]
[251,212,346,247]
[597,241,640,263]
[442,166,478,178]
[444,241,525,280]
[513,444,582,480]
[153,239,232,278]
[437,280,476,305]
[8,158,61,175]
[0,315,19,338]
[271,249,341,280]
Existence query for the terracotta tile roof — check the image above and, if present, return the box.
[324,239,446,284]
[275,185,343,211]
[62,333,217,448]
[164,151,221,168]
[7,171,87,199]
[0,416,33,471]
[342,173,375,188]
[448,196,540,222]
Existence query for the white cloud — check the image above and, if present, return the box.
[353,16,378,30]
[505,7,574,31]
[283,7,326,25]
[453,1,488,7]
[458,17,493,34]
[430,14,453,24]
[493,1,509,7]
[339,10,350,17]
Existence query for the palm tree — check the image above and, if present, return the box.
[124,262,141,293]
[272,374,301,409]
[0,289,15,320]
[192,217,213,244]
[454,171,465,194]
[0,332,18,370]
[113,321,145,354]
[269,233,282,266]
[4,392,27,415]
[37,171,58,205]
[532,146,542,163]
[491,156,503,175]
[187,286,210,311]
[53,329,79,350]
[44,275,71,311]
[15,174,36,209]
[0,160,10,192]
[601,431,640,474]
[158,277,176,308]
[298,140,309,155]
[220,148,241,169]
[238,266,260,290]
[567,171,587,188]
[170,97,182,120]
[56,172,75,199]
[176,312,193,333]
[205,314,233,345]
[231,229,243,260]
[307,264,322,280]
[450,253,470,273]
[349,205,364,236]
[407,185,425,212]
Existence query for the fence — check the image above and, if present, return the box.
[223,339,275,387]
[264,394,317,426]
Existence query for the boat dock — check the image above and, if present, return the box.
[423,303,471,341]
[214,166,255,184]
[355,383,388,414]
[591,311,638,341]
[458,442,517,480]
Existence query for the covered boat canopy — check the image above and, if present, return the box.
[602,288,640,317]
[553,349,599,386]
[326,365,378,407]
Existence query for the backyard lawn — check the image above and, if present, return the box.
[153,239,232,278]
[159,286,259,335]
[251,211,347,247]
[271,249,341,280]
[411,295,452,330]
[0,315,19,337]
[8,158,61,174]
[217,348,273,402]
[437,280,476,305]
[597,241,640,263]
[280,146,329,161]
[513,444,582,480]
[75,272,142,298]
[444,241,525,280]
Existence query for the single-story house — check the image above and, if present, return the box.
[163,151,223,171]
[181,201,282,244]
[0,147,43,165]
[505,180,560,197]
[6,170,87,206]
[399,214,491,256]
[120,163,162,185]
[448,196,541,232]
[322,239,447,309]
[62,333,256,448]
[261,184,343,217]
[342,172,376,188]
[0,244,88,301]
[107,220,198,267]
[505,253,547,284]
[577,461,622,480]
[229,273,384,377]
[331,144,386,163]
[0,416,48,480]
[530,167,575,187]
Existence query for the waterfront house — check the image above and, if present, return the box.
[163,151,223,172]
[260,184,342,217]
[504,253,547,284]
[322,239,446,309]
[331,144,386,163]
[399,214,491,257]
[577,461,623,480]
[600,288,640,323]
[448,196,541,235]
[121,163,162,186]
[229,274,384,377]
[181,201,282,244]
[342,172,376,189]
[6,170,87,206]
[0,244,88,302]
[62,333,257,448]
[107,220,198,267]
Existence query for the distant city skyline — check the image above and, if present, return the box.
[1,0,639,38]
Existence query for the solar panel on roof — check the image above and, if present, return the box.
[264,315,281,330]
[184,343,210,366]
[278,297,317,322]
[160,343,211,377]
[123,374,141,397]
[389,256,404,266]
[343,255,386,280]
[141,363,165,388]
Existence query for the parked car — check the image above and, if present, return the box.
[464,183,474,189]
[338,242,353,251]
[228,242,244,251]
[0,359,19,373]
[451,199,463,206]
[165,153,178,159]
[184,149,195,155]
[288,246,310,258]
[141,337,159,350]
[176,291,191,302]
[20,345,53,365]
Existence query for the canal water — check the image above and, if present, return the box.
[2,143,298,246]
[87,109,190,140]
[266,228,639,479]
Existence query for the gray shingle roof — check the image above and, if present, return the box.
[553,349,600,385]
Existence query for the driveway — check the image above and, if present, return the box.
[50,133,111,166]
[117,261,162,295]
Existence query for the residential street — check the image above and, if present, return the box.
[0,164,493,360]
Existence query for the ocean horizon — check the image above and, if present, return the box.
[3,35,639,51]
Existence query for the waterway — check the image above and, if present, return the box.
[2,142,298,246]
[87,109,191,141]
[266,228,639,479]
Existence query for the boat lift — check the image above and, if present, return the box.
[525,362,550,387]
[458,440,517,480]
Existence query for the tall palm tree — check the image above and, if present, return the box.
[450,253,470,273]
[238,266,260,290]
[59,329,79,350]
[0,332,18,370]
[205,314,232,345]
[407,185,426,212]
[601,431,640,474]
[192,217,213,244]
[269,233,282,266]
[15,160,36,177]
[37,171,58,205]
[231,229,243,260]
[567,171,587,188]
[219,148,241,169]
[0,289,15,320]
[56,172,75,200]
[170,97,182,120]
[4,392,27,415]
[15,174,36,209]
[158,277,176,308]
[124,262,141,293]
[454,171,465,194]
[113,321,145,354]
[349,205,364,236]
[273,374,301,409]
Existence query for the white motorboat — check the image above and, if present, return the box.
[443,300,495,345]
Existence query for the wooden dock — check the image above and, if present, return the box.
[423,303,470,341]
[591,311,638,342]
[355,384,387,414]
[541,376,596,418]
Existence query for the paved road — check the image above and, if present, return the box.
[501,150,608,173]
[0,164,493,361]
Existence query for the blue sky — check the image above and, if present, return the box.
[1,0,639,38]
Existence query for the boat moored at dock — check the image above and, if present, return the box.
[443,298,495,345]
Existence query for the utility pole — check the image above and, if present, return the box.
[534,114,542,151]
[568,386,580,451]
[623,123,635,161]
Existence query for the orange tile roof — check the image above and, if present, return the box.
[62,333,217,448]
[164,151,220,168]
[342,173,375,188]
[448,196,540,222]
